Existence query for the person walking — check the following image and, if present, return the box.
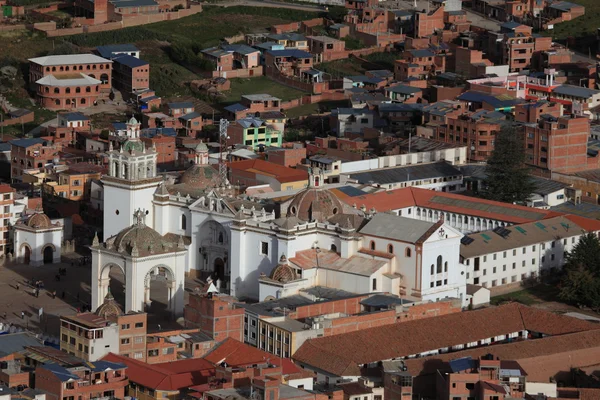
[15,283,19,290]
[3,312,6,319]
[20,311,24,319]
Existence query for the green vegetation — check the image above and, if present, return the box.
[220,77,306,103]
[65,28,168,48]
[342,36,365,50]
[490,284,560,306]
[559,233,600,310]
[483,124,535,203]
[317,51,401,78]
[551,0,599,39]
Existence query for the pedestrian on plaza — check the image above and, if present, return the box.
[52,291,56,299]
[15,283,19,290]
[20,311,24,319]
[3,312,6,319]
[158,324,162,331]
[35,289,39,298]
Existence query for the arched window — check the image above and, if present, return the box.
[430,264,434,275]
[75,87,81,93]
[436,255,443,274]
[65,88,71,94]
[372,278,377,291]
[44,87,49,93]
[218,232,224,244]
[66,99,71,105]
[387,244,393,254]
[55,100,60,105]
[405,247,412,257]
[416,208,421,216]
[86,87,91,93]
[65,66,70,71]
[330,244,337,252]
[52,67,56,72]
[369,241,375,251]
[181,214,187,230]
[444,261,448,272]
[53,88,59,94]
[81,99,86,105]
[86,65,90,70]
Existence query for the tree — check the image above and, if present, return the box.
[559,233,600,310]
[482,124,534,203]
[327,6,347,23]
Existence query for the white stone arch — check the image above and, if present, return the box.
[97,262,126,308]
[142,264,177,310]
[19,243,32,264]
[197,219,230,290]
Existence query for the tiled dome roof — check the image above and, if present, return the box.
[180,164,219,188]
[122,139,143,153]
[195,141,208,152]
[270,254,297,283]
[26,213,52,229]
[112,223,179,256]
[95,289,123,318]
[287,187,344,223]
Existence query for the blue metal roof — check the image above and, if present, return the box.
[10,138,47,148]
[553,84,600,98]
[0,143,11,152]
[500,21,522,30]
[96,44,139,59]
[41,364,79,382]
[113,54,148,69]
[179,111,202,121]
[410,49,435,58]
[87,360,127,372]
[224,103,248,113]
[267,49,313,58]
[141,127,177,138]
[549,1,580,12]
[112,122,127,131]
[62,112,89,122]
[458,91,523,109]
[449,357,476,373]
[387,84,422,95]
[237,117,264,128]
[167,102,194,109]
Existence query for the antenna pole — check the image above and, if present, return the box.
[218,118,230,187]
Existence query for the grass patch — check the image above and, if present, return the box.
[220,77,306,103]
[550,0,599,40]
[342,36,365,50]
[490,284,560,306]
[285,100,348,118]
[144,6,319,47]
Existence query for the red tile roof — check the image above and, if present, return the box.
[102,353,214,391]
[0,184,15,194]
[292,303,599,377]
[403,329,600,382]
[229,159,308,183]
[203,337,277,367]
[336,187,564,225]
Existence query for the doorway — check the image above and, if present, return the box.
[43,246,53,264]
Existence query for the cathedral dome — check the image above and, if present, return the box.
[287,187,344,223]
[111,212,181,256]
[122,139,143,154]
[95,289,123,318]
[180,164,219,188]
[26,213,52,229]
[128,116,139,125]
[195,141,208,153]
[269,255,297,283]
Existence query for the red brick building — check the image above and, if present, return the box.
[414,6,444,38]
[266,146,306,167]
[141,134,176,168]
[0,185,15,254]
[394,49,447,81]
[28,54,112,110]
[10,138,61,182]
[111,55,150,95]
[35,361,128,400]
[184,290,244,342]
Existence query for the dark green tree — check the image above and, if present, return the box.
[559,233,600,310]
[482,124,534,203]
[327,6,347,23]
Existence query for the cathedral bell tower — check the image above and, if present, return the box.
[102,116,163,240]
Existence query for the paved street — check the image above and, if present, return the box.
[0,259,203,340]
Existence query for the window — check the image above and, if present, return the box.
[405,247,411,257]
[148,349,159,357]
[370,241,375,251]
[522,260,526,267]
[388,244,393,254]
[121,338,130,345]
[372,278,377,291]
[181,214,186,230]
[260,241,268,255]
[436,280,442,287]
[466,383,475,390]
[134,352,143,359]
[512,263,516,269]
[135,322,144,328]
[134,336,144,344]
[121,324,130,330]
[431,264,434,275]
[522,247,526,254]
[436,255,443,274]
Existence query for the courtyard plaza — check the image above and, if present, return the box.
[0,256,202,340]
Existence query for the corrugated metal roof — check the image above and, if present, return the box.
[360,213,437,244]
[0,333,43,357]
[113,54,148,68]
[553,84,600,98]
[96,44,139,59]
[36,73,101,87]
[267,49,313,58]
[349,161,461,185]
[29,54,111,66]
[10,138,47,148]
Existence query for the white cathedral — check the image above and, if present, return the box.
[91,118,468,316]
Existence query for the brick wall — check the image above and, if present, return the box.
[324,309,397,336]
[212,66,263,79]
[292,295,369,320]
